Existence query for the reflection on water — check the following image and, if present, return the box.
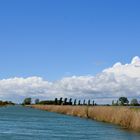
[0,105,140,140]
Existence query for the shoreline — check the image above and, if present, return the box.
[28,105,140,131]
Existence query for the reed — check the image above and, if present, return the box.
[29,105,140,131]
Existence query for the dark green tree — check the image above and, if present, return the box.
[59,97,63,105]
[54,98,58,105]
[64,98,67,105]
[92,100,95,106]
[83,99,86,105]
[78,100,81,105]
[88,100,90,106]
[69,98,72,105]
[0,100,15,106]
[23,98,32,105]
[74,99,77,105]
[119,97,129,105]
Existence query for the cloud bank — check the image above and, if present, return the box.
[0,56,140,103]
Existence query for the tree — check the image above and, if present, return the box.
[59,97,63,105]
[64,98,67,105]
[112,100,115,106]
[23,98,32,105]
[74,99,77,105]
[0,100,15,106]
[35,99,39,104]
[54,98,58,105]
[119,97,129,105]
[92,100,95,106]
[131,99,139,106]
[83,99,86,105]
[69,98,72,105]
[116,100,119,106]
[88,100,90,106]
[78,100,81,105]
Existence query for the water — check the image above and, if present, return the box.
[0,106,140,140]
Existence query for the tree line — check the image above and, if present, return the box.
[0,100,15,106]
[112,97,140,106]
[22,96,140,106]
[22,97,96,106]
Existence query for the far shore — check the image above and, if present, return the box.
[27,105,140,131]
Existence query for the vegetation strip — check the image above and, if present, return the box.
[0,100,15,106]
[28,105,140,131]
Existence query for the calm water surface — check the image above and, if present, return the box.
[0,106,140,140]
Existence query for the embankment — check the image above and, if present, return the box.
[29,105,140,131]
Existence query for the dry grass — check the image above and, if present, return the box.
[29,105,140,131]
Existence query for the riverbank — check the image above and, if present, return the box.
[28,105,140,131]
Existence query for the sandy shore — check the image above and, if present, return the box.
[28,105,140,131]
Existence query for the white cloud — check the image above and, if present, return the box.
[103,56,140,78]
[0,56,140,103]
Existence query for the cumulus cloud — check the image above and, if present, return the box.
[0,56,140,103]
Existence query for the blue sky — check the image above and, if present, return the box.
[0,0,140,80]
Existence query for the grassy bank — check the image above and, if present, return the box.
[29,105,140,131]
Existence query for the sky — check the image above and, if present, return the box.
[0,0,140,103]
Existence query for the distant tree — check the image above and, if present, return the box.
[119,97,129,105]
[23,98,32,105]
[94,103,97,106]
[83,99,86,105]
[0,100,15,106]
[112,100,115,106]
[7,101,15,105]
[74,99,77,105]
[88,100,90,106]
[112,100,119,106]
[116,100,119,106]
[35,99,39,104]
[54,98,58,105]
[131,99,139,106]
[78,100,81,105]
[69,98,72,105]
[59,97,63,105]
[92,100,95,106]
[64,98,67,105]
